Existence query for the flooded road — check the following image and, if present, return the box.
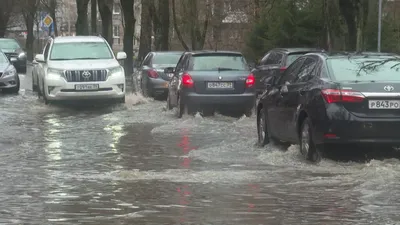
[1,71,400,224]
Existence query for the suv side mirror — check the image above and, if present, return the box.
[35,54,45,63]
[164,67,175,74]
[116,52,127,60]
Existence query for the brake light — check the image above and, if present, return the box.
[321,89,365,103]
[246,73,255,88]
[182,73,194,87]
[147,69,158,78]
[280,67,287,72]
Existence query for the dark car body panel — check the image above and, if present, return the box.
[258,52,400,148]
[0,38,26,72]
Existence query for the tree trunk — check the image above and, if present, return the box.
[25,11,35,61]
[338,0,358,51]
[171,0,189,50]
[212,0,223,50]
[149,0,161,50]
[158,0,169,50]
[120,0,135,77]
[91,0,97,34]
[0,0,14,37]
[75,0,90,35]
[50,11,58,36]
[138,0,152,61]
[98,0,113,46]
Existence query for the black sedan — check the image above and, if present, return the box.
[165,51,256,118]
[0,38,27,73]
[256,52,400,162]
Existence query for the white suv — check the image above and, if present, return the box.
[34,36,127,104]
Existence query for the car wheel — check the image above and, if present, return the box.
[166,93,172,110]
[42,81,50,105]
[3,76,20,94]
[176,95,186,118]
[244,107,253,117]
[300,117,322,163]
[117,95,125,104]
[32,75,38,92]
[257,108,270,147]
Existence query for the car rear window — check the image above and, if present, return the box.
[327,57,400,81]
[152,54,181,65]
[285,54,304,66]
[191,54,248,71]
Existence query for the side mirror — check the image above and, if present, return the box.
[35,54,45,63]
[164,67,175,74]
[10,57,17,63]
[116,52,127,60]
[248,62,256,70]
[32,59,38,65]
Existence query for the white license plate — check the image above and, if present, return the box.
[207,82,233,89]
[369,100,400,109]
[75,84,99,90]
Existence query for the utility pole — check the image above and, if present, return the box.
[377,0,382,52]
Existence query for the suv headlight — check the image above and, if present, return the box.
[3,66,17,77]
[108,66,123,76]
[47,68,64,76]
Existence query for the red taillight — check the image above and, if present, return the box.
[182,73,194,87]
[147,69,158,78]
[280,67,287,72]
[321,89,365,103]
[246,73,255,88]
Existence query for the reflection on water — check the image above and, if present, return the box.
[43,114,63,162]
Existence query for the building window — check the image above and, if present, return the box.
[113,3,121,14]
[113,25,120,37]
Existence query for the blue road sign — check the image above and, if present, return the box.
[40,12,54,34]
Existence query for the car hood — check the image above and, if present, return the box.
[0,63,11,72]
[48,59,120,70]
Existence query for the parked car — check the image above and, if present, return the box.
[136,51,183,99]
[34,35,127,104]
[0,51,19,93]
[0,38,27,73]
[252,48,323,96]
[256,52,400,162]
[165,51,256,118]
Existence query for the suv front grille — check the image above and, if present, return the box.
[64,70,108,82]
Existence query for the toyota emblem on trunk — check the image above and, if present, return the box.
[218,76,222,80]
[384,85,394,92]
[82,71,91,79]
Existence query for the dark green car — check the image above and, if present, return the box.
[0,38,27,73]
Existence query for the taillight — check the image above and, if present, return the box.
[321,89,365,103]
[147,69,158,78]
[182,73,194,87]
[246,73,255,88]
[280,67,287,72]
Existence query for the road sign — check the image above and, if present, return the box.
[42,14,53,27]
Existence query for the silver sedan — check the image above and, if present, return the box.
[0,51,19,94]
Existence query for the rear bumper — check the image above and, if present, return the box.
[182,92,256,107]
[314,117,400,145]
[148,78,169,94]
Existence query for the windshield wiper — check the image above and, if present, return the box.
[216,67,240,71]
[345,80,376,83]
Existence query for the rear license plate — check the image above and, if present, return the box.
[207,82,233,89]
[75,84,99,90]
[369,100,400,109]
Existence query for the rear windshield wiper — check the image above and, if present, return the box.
[216,67,240,71]
[345,80,376,83]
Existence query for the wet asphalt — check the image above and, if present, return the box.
[0,68,400,225]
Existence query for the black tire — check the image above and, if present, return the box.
[32,75,38,92]
[257,108,270,147]
[176,95,185,118]
[42,81,50,105]
[299,117,322,163]
[166,92,172,110]
[117,95,125,103]
[3,76,20,94]
[244,107,253,117]
[201,108,215,117]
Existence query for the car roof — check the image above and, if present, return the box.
[306,51,399,59]
[271,47,323,54]
[53,36,105,43]
[188,50,243,56]
[152,51,183,55]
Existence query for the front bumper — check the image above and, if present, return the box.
[44,74,125,101]
[0,74,18,89]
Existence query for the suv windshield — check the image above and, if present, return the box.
[0,39,20,50]
[0,53,8,63]
[50,42,113,60]
[327,57,400,81]
[153,54,181,65]
[191,54,248,71]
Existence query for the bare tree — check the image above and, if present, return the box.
[138,0,152,61]
[75,0,90,35]
[20,0,39,60]
[0,0,17,37]
[120,0,135,76]
[97,0,113,45]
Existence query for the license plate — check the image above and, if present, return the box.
[75,84,99,90]
[207,82,233,89]
[369,100,400,109]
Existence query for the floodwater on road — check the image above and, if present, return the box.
[0,72,400,224]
